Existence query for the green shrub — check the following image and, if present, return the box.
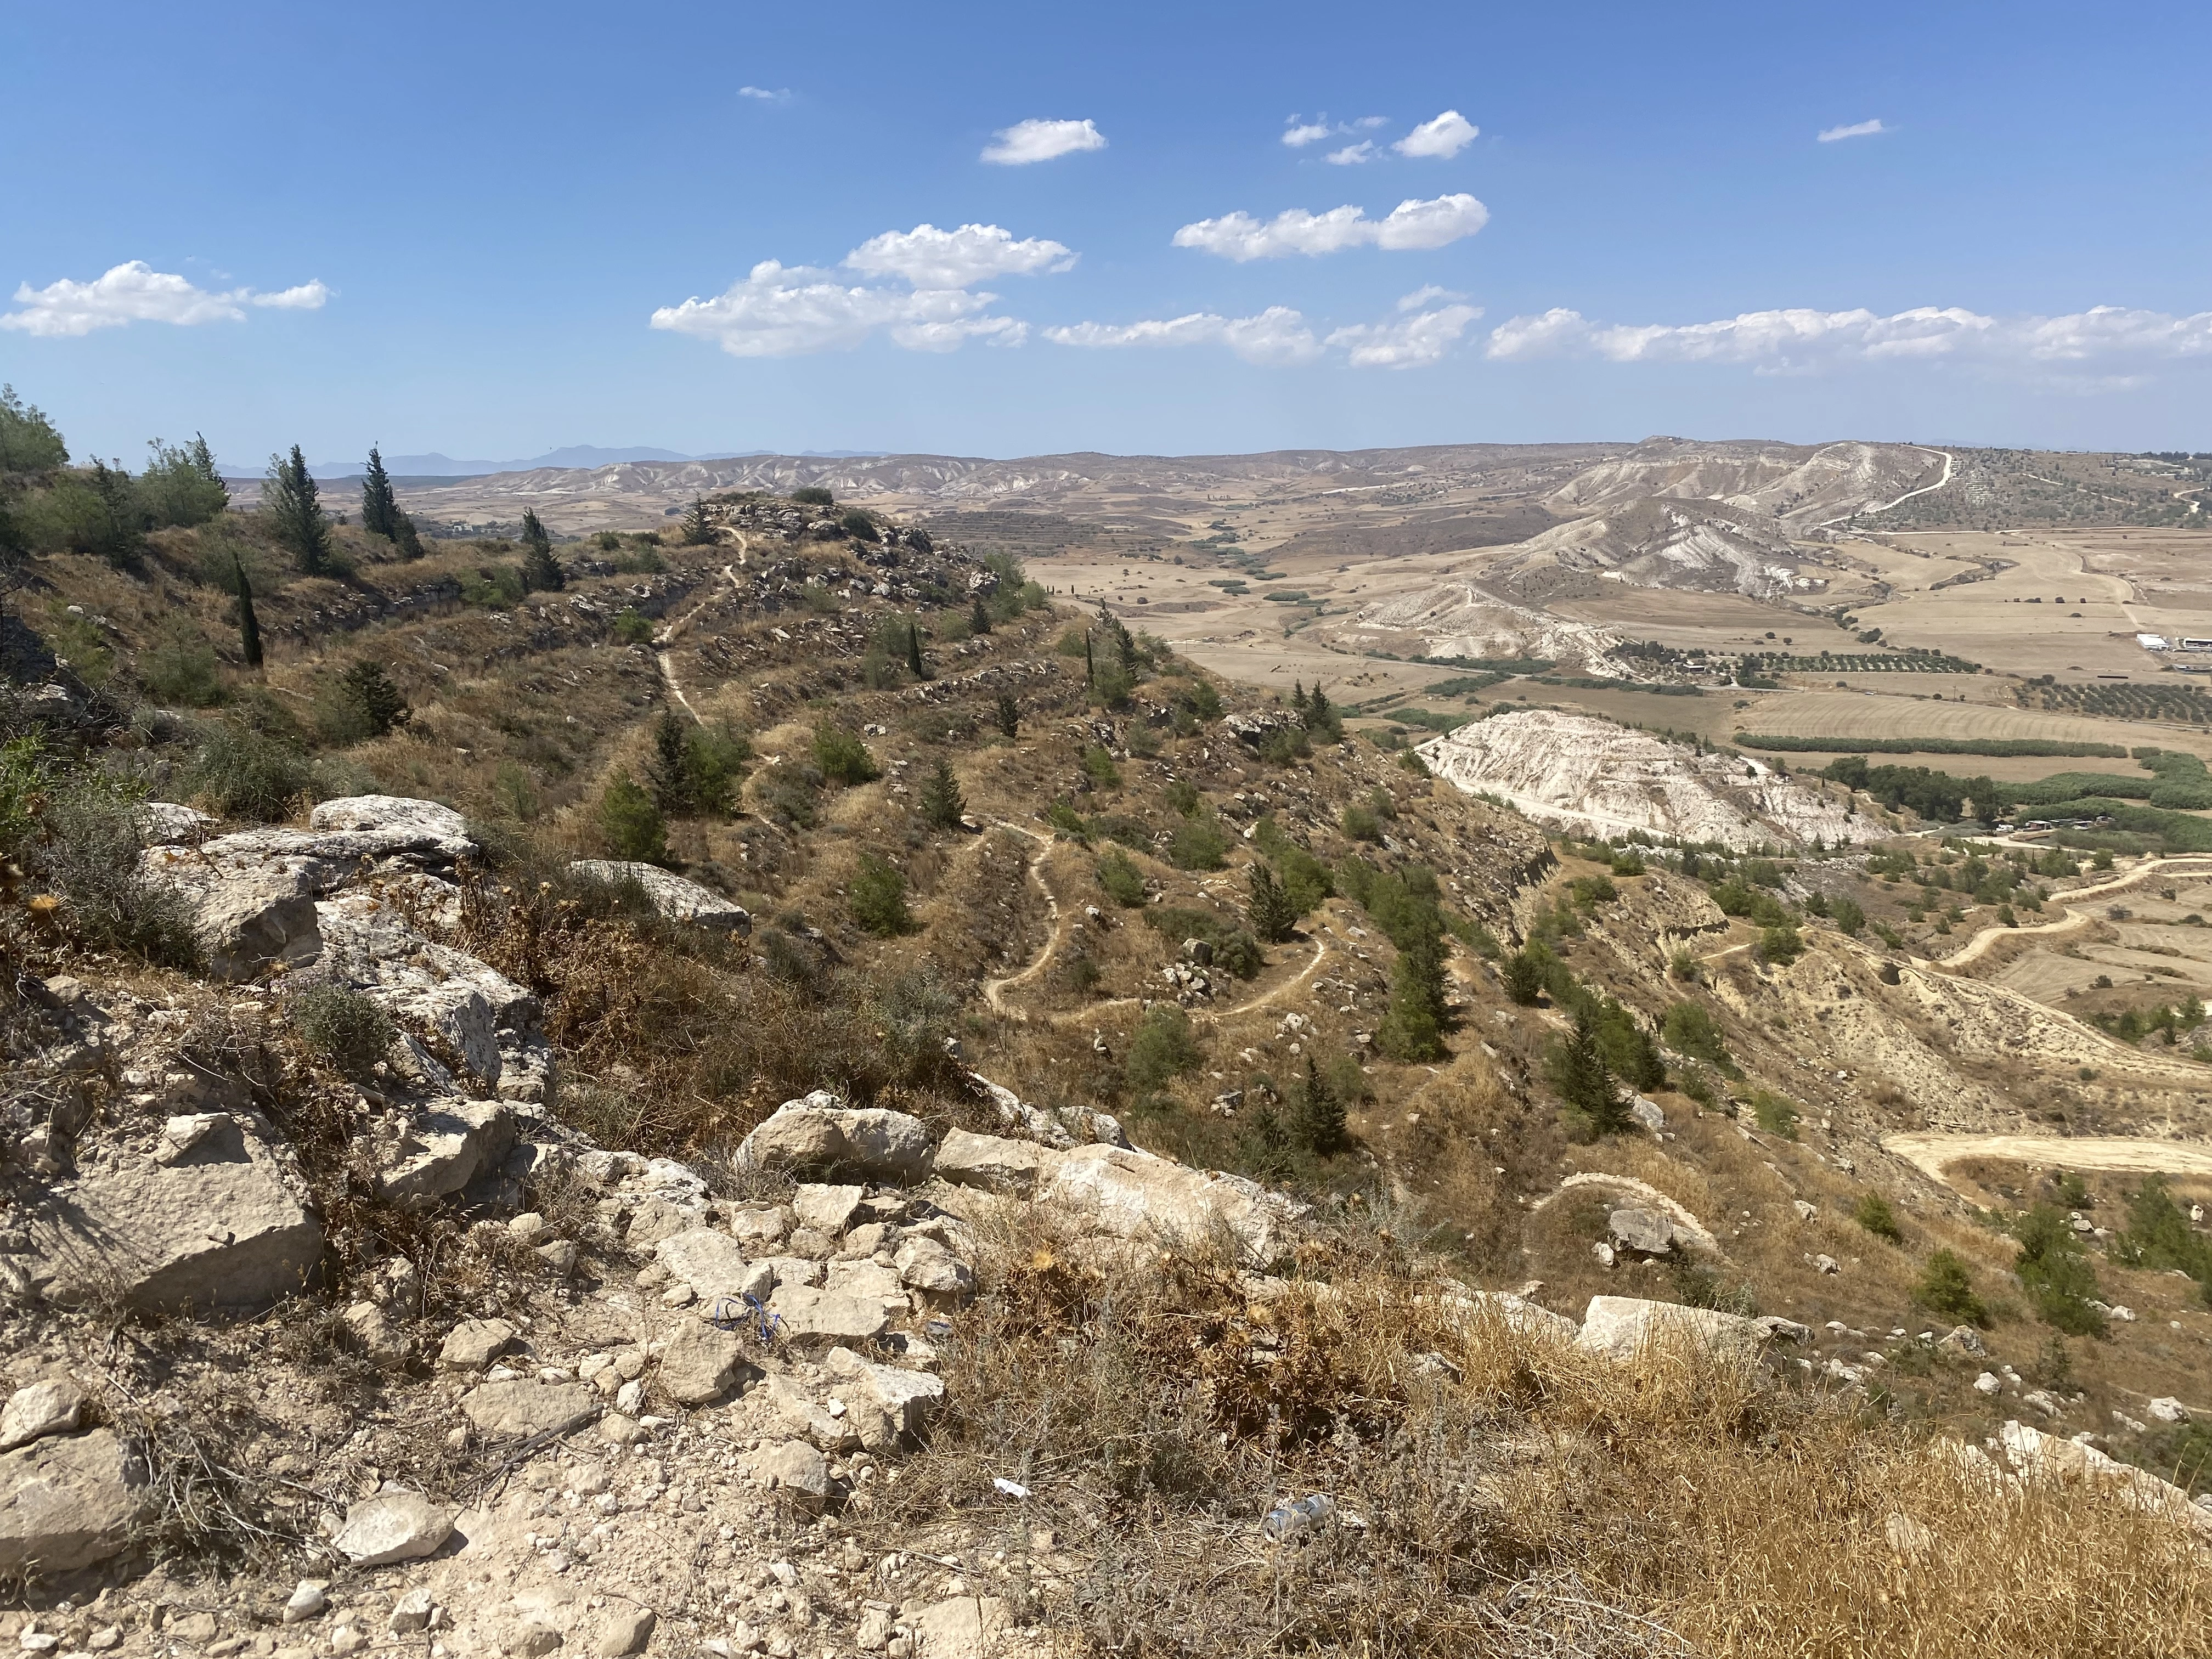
[139,629,225,707]
[1750,1089,1799,1138]
[1126,1004,1201,1097]
[1142,906,1262,978]
[840,509,879,543]
[814,721,880,786]
[754,763,821,830]
[2109,1177,2212,1299]
[24,764,200,967]
[1276,845,1333,915]
[1167,812,1228,871]
[1081,746,1121,791]
[1853,1193,1903,1242]
[1757,921,1805,966]
[611,608,653,645]
[294,983,396,1079]
[918,759,966,830]
[1246,861,1298,942]
[1503,949,1546,1006]
[1046,798,1091,843]
[791,486,834,507]
[316,660,410,745]
[190,722,313,821]
[1661,1000,1731,1070]
[2012,1205,2105,1333]
[599,775,669,864]
[850,852,913,936]
[1914,1248,1989,1325]
[1097,849,1147,907]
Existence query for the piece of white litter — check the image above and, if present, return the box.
[992,1479,1031,1500]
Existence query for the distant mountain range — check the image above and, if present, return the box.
[287,445,887,481]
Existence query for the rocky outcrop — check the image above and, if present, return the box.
[735,1093,938,1185]
[376,1099,517,1207]
[568,862,752,934]
[1574,1295,1773,1363]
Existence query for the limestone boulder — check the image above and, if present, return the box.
[822,1347,943,1437]
[1574,1296,1773,1364]
[377,1101,516,1207]
[1037,1142,1306,1267]
[332,1491,453,1566]
[746,1440,830,1512]
[768,1283,890,1342]
[568,862,752,934]
[932,1129,1047,1199]
[308,796,473,859]
[658,1321,758,1407]
[139,843,320,982]
[460,1381,600,1440]
[25,1111,320,1313]
[1608,1207,1675,1256]
[0,1429,145,1574]
[655,1228,772,1305]
[736,1093,936,1185]
[0,1381,86,1452]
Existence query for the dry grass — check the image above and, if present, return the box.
[863,1207,2212,1658]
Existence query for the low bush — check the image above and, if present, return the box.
[294,983,396,1079]
[1096,849,1147,907]
[850,852,913,936]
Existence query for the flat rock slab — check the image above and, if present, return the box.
[910,1596,1013,1659]
[659,1322,758,1407]
[1575,1296,1771,1364]
[823,1347,943,1435]
[568,862,752,934]
[1608,1207,1675,1256]
[737,1093,936,1184]
[656,1228,772,1304]
[462,1380,601,1440]
[25,1115,320,1313]
[379,1099,516,1207]
[440,1318,517,1371]
[0,1381,86,1452]
[0,1429,145,1574]
[768,1284,890,1342]
[333,1491,453,1566]
[792,1183,865,1236]
[932,1129,1047,1199]
[1039,1143,1305,1267]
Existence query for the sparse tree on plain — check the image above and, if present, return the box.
[919,759,966,830]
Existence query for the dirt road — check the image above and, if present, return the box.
[1883,1132,2212,1188]
[1936,854,2212,969]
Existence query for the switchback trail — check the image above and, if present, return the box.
[1883,1132,2212,1192]
[978,823,1064,1020]
[1934,854,2212,970]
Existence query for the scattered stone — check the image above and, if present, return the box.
[768,1284,890,1342]
[1813,1254,1840,1275]
[1590,1242,1616,1269]
[595,1608,655,1657]
[823,1348,944,1439]
[793,1184,866,1237]
[461,1381,600,1440]
[656,1229,772,1304]
[388,1588,435,1634]
[282,1581,329,1624]
[2147,1397,2190,1424]
[599,1414,647,1447]
[659,1321,758,1407]
[747,1440,831,1512]
[331,1491,452,1567]
[379,1100,517,1207]
[893,1236,974,1305]
[441,1318,517,1370]
[1791,1200,1817,1222]
[1607,1207,1674,1256]
[1574,1296,1771,1364]
[504,1623,563,1657]
[0,1429,145,1573]
[1627,1096,1665,1134]
[0,1381,85,1452]
[930,1130,1048,1199]
[908,1596,1011,1659]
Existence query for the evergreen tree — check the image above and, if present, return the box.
[1550,1011,1632,1136]
[679,496,715,545]
[264,445,333,575]
[1246,860,1298,943]
[906,620,926,680]
[599,775,669,864]
[390,510,426,561]
[360,445,399,539]
[233,553,263,670]
[969,592,991,634]
[86,459,145,563]
[645,709,695,816]
[0,385,69,473]
[1291,1053,1347,1156]
[336,660,410,737]
[1377,932,1448,1061]
[994,692,1020,738]
[918,759,966,830]
[1095,599,1137,671]
[519,509,566,591]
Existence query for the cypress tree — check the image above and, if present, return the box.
[233,553,263,670]
[264,445,333,575]
[679,496,715,545]
[519,509,566,591]
[1291,1053,1347,1156]
[994,692,1020,738]
[1246,860,1298,943]
[970,592,991,634]
[1084,631,1096,687]
[906,621,926,680]
[918,759,966,830]
[645,709,695,816]
[390,510,425,561]
[360,445,399,539]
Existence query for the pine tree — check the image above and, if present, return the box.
[233,553,263,670]
[645,709,695,816]
[337,660,410,737]
[994,692,1020,738]
[520,509,566,591]
[918,759,966,830]
[1550,1010,1632,1136]
[1246,860,1298,943]
[969,592,991,634]
[1291,1053,1347,1156]
[265,445,333,575]
[187,435,228,510]
[906,621,926,680]
[1084,631,1096,687]
[86,459,144,563]
[390,510,425,561]
[1095,599,1137,671]
[679,496,715,545]
[360,445,399,539]
[1377,931,1448,1061]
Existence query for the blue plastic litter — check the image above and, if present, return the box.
[711,1293,783,1344]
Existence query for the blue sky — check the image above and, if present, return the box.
[4,0,2208,466]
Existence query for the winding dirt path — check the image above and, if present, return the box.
[1814,447,1954,529]
[979,823,1064,1020]
[652,537,749,725]
[1883,1132,2212,1190]
[1935,854,2212,969]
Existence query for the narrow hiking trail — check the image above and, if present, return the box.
[652,536,749,725]
[1814,447,1955,529]
[1883,1132,2212,1193]
[979,823,1064,1019]
[1935,854,2212,969]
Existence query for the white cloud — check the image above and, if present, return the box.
[843,223,1075,289]
[1171,193,1488,259]
[738,86,792,103]
[0,260,328,336]
[1326,296,1482,369]
[1816,118,1888,143]
[1483,303,2212,377]
[1394,110,1479,159]
[980,117,1105,165]
[1325,141,1376,165]
[1046,307,1322,366]
[248,280,330,311]
[1355,115,1389,128]
[1047,291,1480,370]
[650,261,1030,357]
[1282,117,1335,148]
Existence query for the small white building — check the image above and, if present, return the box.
[2136,632,2170,651]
